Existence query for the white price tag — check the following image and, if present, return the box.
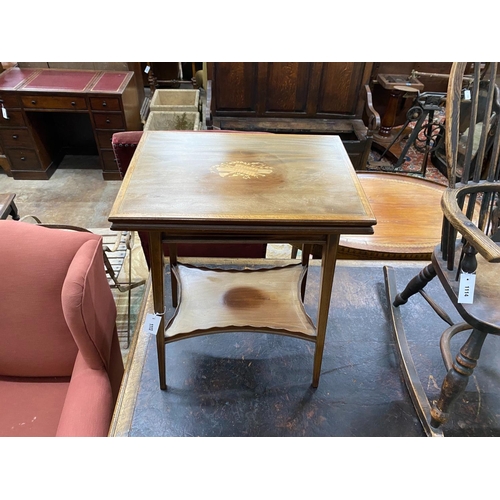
[1,104,8,120]
[464,89,471,100]
[458,272,476,304]
[143,313,162,335]
[144,65,150,74]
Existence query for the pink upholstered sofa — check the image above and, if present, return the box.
[111,131,267,267]
[0,220,124,437]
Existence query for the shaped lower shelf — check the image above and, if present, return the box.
[165,263,317,342]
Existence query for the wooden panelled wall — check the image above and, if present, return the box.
[207,62,372,120]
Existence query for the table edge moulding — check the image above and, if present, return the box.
[108,131,377,390]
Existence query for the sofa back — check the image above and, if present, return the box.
[0,221,101,377]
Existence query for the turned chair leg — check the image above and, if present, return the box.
[393,263,437,307]
[430,328,488,428]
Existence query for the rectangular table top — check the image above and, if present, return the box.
[109,131,376,233]
[0,67,133,94]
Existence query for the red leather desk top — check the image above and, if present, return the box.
[0,67,132,93]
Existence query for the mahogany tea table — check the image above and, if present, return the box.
[109,131,376,390]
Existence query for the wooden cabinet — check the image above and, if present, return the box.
[206,62,376,169]
[370,62,454,126]
[0,67,142,180]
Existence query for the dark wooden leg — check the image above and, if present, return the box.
[9,199,20,220]
[168,243,178,308]
[376,89,403,139]
[300,244,312,302]
[393,263,436,307]
[312,234,339,388]
[147,63,157,96]
[149,232,166,390]
[0,194,20,220]
[430,328,488,428]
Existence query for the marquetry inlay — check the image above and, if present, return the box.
[211,161,273,179]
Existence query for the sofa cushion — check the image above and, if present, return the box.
[0,376,70,437]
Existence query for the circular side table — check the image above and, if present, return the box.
[338,172,446,260]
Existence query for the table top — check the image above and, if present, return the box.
[339,172,446,258]
[109,131,376,233]
[0,67,133,93]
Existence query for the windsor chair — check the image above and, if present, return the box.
[385,62,500,436]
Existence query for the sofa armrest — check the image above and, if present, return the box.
[56,352,114,437]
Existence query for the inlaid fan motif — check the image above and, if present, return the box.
[211,161,273,179]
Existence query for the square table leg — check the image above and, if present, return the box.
[149,231,167,390]
[312,234,340,387]
[168,243,178,308]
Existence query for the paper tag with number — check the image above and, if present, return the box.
[143,313,162,335]
[458,272,476,304]
[1,104,8,120]
[464,89,471,100]
[144,65,150,74]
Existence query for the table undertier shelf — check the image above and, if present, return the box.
[165,264,316,341]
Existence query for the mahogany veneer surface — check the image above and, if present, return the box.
[166,264,316,339]
[110,131,376,228]
[339,172,446,259]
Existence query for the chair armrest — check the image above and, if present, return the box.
[56,352,114,437]
[442,183,500,263]
[364,84,380,135]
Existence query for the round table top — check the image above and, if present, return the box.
[339,172,446,260]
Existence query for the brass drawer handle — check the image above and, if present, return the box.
[102,101,107,107]
[106,119,111,123]
[20,156,26,161]
[71,101,76,106]
[31,100,37,105]
[12,134,18,139]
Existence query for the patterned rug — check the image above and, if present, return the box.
[366,111,448,186]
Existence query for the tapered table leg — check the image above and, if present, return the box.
[149,232,166,390]
[300,244,312,302]
[312,234,339,387]
[168,243,178,308]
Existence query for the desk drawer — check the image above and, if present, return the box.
[89,97,121,111]
[101,149,120,173]
[5,149,42,170]
[0,128,34,148]
[0,94,21,108]
[96,130,122,149]
[21,95,87,110]
[0,110,26,128]
[93,113,125,129]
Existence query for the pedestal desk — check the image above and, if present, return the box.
[109,131,376,389]
[0,67,141,180]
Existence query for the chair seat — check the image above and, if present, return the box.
[433,242,500,335]
[0,377,70,437]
